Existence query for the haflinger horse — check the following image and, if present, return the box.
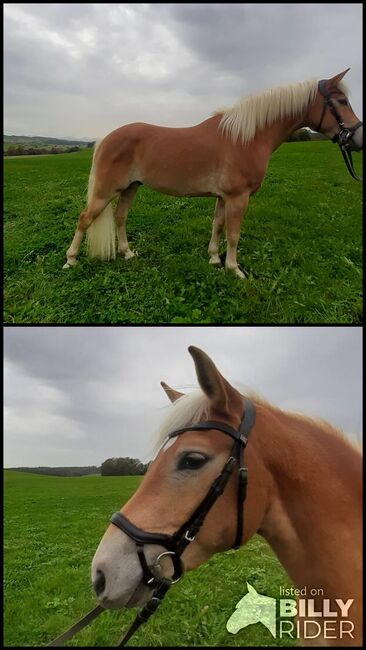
[92,346,362,647]
[63,69,362,279]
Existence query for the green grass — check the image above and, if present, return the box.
[4,142,362,324]
[4,470,294,647]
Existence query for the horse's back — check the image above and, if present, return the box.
[94,118,228,195]
[99,117,222,153]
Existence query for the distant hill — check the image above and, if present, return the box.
[4,134,94,146]
[6,466,101,477]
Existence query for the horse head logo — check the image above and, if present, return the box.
[226,582,277,638]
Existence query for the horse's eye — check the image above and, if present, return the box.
[338,99,348,106]
[177,453,208,471]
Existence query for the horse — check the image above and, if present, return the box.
[91,346,362,646]
[63,69,362,279]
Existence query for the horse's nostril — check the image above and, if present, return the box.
[94,569,106,597]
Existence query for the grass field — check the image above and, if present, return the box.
[4,470,294,647]
[4,142,362,324]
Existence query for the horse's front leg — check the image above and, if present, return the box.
[208,197,225,267]
[224,193,250,279]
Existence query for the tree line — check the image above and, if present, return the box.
[8,465,100,477]
[8,457,149,477]
[4,145,83,156]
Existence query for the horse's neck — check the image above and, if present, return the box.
[258,113,307,152]
[254,405,362,599]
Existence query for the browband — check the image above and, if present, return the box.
[167,396,256,444]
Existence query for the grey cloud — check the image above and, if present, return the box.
[4,327,362,468]
[4,3,362,138]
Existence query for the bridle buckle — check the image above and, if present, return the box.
[184,530,196,542]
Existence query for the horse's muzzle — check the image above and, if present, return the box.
[349,124,363,151]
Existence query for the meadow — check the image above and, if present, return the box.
[4,142,362,324]
[4,470,294,647]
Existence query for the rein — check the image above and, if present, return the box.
[46,397,255,647]
[317,79,362,181]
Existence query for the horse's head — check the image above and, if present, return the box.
[309,69,362,151]
[226,582,276,637]
[91,346,268,610]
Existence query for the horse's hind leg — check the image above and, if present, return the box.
[115,183,139,260]
[208,197,225,267]
[63,197,111,269]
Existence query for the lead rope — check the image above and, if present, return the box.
[116,580,171,647]
[338,144,362,181]
[46,582,171,647]
[47,605,104,646]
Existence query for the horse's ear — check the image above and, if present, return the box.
[325,68,350,90]
[160,381,184,403]
[246,582,258,596]
[188,346,242,414]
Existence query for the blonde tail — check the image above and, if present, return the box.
[86,140,116,260]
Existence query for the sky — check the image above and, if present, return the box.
[4,327,362,467]
[4,3,363,139]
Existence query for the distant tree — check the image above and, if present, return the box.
[297,129,311,141]
[286,128,311,142]
[101,457,147,476]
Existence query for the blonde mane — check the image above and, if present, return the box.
[153,390,210,451]
[153,385,359,454]
[214,79,349,145]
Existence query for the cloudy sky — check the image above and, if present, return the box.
[4,3,362,139]
[4,327,362,467]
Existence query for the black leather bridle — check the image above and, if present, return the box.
[110,396,255,590]
[316,80,362,181]
[110,396,256,645]
[47,397,256,647]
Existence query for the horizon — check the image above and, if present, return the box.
[4,133,95,141]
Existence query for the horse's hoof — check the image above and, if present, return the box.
[63,259,77,269]
[226,265,246,279]
[209,257,222,268]
[234,268,246,280]
[124,250,136,260]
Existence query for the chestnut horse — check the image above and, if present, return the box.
[63,69,362,278]
[92,346,362,646]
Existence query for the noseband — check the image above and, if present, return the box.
[316,80,362,181]
[110,396,256,590]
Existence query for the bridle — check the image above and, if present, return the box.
[110,396,255,588]
[316,79,362,181]
[47,397,256,647]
